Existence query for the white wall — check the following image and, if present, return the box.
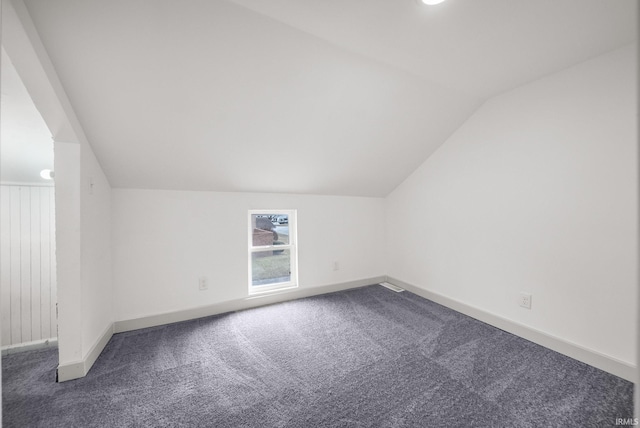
[80,145,112,357]
[112,190,385,321]
[55,139,112,376]
[0,185,57,347]
[386,45,637,366]
[54,141,82,366]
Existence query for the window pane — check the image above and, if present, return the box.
[251,249,291,286]
[251,214,289,246]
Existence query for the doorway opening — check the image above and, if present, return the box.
[0,48,58,355]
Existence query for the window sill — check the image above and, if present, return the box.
[247,284,299,299]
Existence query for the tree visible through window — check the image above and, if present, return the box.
[248,210,297,294]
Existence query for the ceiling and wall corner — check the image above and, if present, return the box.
[2,0,90,146]
[19,0,636,197]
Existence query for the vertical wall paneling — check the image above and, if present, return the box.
[20,187,31,343]
[9,187,21,344]
[30,188,41,341]
[40,188,52,339]
[0,185,57,347]
[49,187,57,339]
[50,188,57,339]
[0,188,11,344]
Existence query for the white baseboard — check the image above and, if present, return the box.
[386,276,637,382]
[43,276,638,385]
[56,360,84,382]
[58,278,383,381]
[57,323,114,382]
[115,277,386,334]
[1,338,58,356]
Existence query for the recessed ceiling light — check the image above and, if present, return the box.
[40,169,54,180]
[420,0,447,5]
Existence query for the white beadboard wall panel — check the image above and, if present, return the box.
[30,188,42,341]
[0,185,57,347]
[20,189,31,342]
[51,188,57,338]
[41,189,53,339]
[0,188,11,344]
[10,187,21,344]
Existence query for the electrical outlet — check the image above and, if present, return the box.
[333,261,340,271]
[519,292,532,309]
[199,277,208,291]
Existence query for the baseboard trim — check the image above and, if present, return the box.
[56,360,84,382]
[1,338,58,356]
[386,276,637,382]
[57,323,114,382]
[115,276,386,334]
[83,323,114,376]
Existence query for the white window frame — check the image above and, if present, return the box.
[248,209,298,295]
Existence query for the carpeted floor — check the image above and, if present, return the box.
[2,285,634,427]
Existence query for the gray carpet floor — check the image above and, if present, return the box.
[2,285,634,427]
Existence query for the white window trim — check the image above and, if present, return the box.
[248,209,298,295]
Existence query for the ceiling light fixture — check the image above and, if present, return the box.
[420,0,447,5]
[40,169,54,180]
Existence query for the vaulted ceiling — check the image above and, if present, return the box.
[19,0,637,196]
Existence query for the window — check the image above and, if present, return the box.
[248,210,298,294]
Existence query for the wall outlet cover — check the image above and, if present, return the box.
[519,292,532,309]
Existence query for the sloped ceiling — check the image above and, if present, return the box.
[228,0,638,99]
[1,48,53,184]
[21,0,637,196]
